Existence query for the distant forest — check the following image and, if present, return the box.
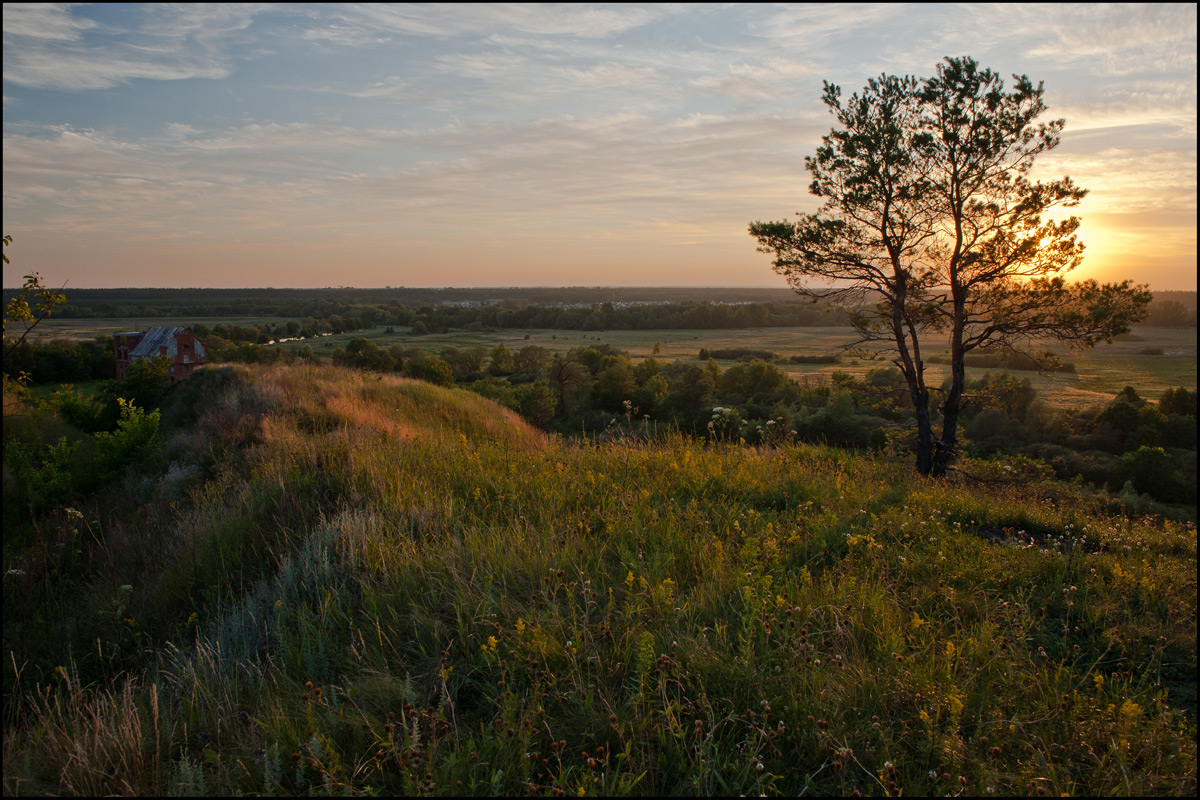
[3,286,1195,330]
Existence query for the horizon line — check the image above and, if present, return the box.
[4,285,1197,292]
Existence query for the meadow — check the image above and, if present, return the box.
[2,363,1195,796]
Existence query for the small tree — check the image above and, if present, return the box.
[750,57,1150,475]
[120,354,173,409]
[3,236,67,369]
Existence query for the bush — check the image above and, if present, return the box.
[94,399,161,482]
[516,381,557,427]
[707,348,777,361]
[966,408,1014,454]
[120,355,173,409]
[404,355,455,387]
[51,386,110,433]
[336,338,397,372]
[719,360,790,403]
[467,378,518,410]
[1109,446,1188,504]
[1159,386,1197,417]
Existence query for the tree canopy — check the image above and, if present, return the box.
[750,57,1151,475]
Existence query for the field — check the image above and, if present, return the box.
[31,316,300,340]
[2,363,1195,796]
[336,325,1196,408]
[30,317,1196,409]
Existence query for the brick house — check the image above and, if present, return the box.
[114,326,208,383]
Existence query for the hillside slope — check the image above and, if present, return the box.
[3,363,1196,796]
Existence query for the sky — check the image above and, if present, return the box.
[2,3,1196,290]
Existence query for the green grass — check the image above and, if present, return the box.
[3,363,1195,796]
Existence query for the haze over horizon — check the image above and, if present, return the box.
[3,3,1196,291]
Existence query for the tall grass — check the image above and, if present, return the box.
[4,363,1195,795]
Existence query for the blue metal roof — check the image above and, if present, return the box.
[126,326,206,361]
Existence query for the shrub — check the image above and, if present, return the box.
[93,399,161,482]
[719,360,790,403]
[467,377,518,410]
[120,355,172,409]
[1159,386,1197,417]
[516,380,557,427]
[404,355,455,386]
[788,354,839,364]
[707,348,777,361]
[1109,445,1187,503]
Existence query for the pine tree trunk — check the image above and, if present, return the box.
[932,331,967,477]
[914,399,934,476]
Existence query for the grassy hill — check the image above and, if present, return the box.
[3,364,1196,795]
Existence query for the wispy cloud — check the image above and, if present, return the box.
[324,3,672,40]
[2,3,98,41]
[1020,3,1197,74]
[2,3,268,90]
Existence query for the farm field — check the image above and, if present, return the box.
[30,318,1196,408]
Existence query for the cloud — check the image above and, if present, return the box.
[691,57,821,100]
[750,4,904,46]
[2,4,1194,288]
[3,108,820,247]
[2,3,268,90]
[1019,3,1197,75]
[323,3,671,40]
[1,3,97,41]
[1038,147,1198,215]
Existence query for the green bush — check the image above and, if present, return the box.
[1159,386,1197,417]
[515,380,557,427]
[1109,445,1187,503]
[120,355,172,409]
[719,359,790,403]
[403,355,455,386]
[93,399,161,482]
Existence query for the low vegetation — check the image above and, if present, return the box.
[3,362,1195,795]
